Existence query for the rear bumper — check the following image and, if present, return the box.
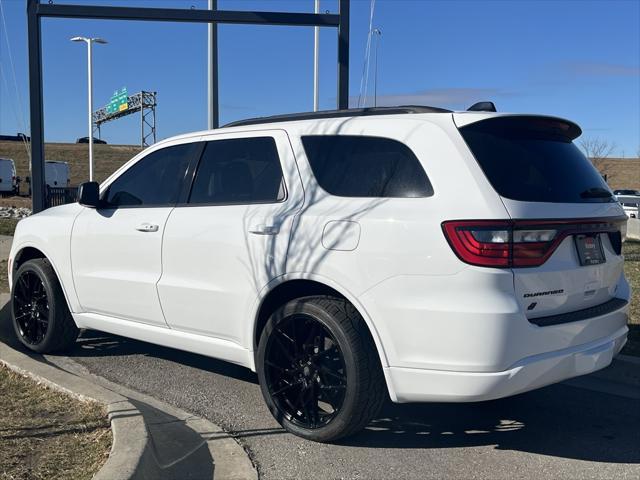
[386,325,627,403]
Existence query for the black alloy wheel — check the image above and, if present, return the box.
[13,270,49,345]
[11,258,79,353]
[263,313,347,429]
[257,296,386,442]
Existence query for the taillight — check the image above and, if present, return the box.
[443,221,511,267]
[511,227,559,267]
[442,217,626,268]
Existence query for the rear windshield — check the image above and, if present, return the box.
[460,117,613,203]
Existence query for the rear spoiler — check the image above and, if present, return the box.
[453,113,582,140]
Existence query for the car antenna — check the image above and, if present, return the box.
[467,101,497,112]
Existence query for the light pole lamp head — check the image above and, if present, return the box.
[70,37,108,44]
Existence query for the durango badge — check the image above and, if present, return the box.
[524,289,565,298]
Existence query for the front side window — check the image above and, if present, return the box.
[301,135,433,198]
[103,143,198,207]
[189,137,285,205]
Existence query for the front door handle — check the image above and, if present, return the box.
[136,223,159,233]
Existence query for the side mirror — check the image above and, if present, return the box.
[78,181,100,208]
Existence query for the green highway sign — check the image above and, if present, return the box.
[105,87,128,114]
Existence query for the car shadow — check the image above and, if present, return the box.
[71,329,259,384]
[341,387,639,463]
[1,302,638,465]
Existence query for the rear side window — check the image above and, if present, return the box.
[301,135,433,198]
[189,137,285,205]
[460,117,613,203]
[104,143,198,207]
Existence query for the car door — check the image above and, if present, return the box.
[157,130,304,344]
[71,141,202,326]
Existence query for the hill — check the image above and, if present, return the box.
[0,140,638,192]
[0,141,141,187]
[595,158,640,191]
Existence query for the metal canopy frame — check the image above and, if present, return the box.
[27,0,350,212]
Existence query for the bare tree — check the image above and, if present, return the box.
[579,137,616,179]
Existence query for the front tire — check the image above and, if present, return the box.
[11,258,79,353]
[257,296,385,442]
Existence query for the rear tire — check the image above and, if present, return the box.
[11,258,79,353]
[257,296,385,442]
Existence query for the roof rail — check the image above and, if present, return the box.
[223,105,452,128]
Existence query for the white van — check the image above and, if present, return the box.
[0,158,18,196]
[45,161,70,188]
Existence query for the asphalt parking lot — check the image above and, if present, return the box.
[57,330,639,480]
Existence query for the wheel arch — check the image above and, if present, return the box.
[11,244,76,313]
[251,274,391,374]
[13,246,48,274]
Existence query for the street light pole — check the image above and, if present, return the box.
[313,0,320,112]
[207,0,218,129]
[71,36,107,182]
[372,28,381,108]
[86,39,94,181]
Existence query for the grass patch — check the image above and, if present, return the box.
[622,240,640,356]
[0,259,7,293]
[0,218,19,236]
[0,196,32,209]
[0,365,111,480]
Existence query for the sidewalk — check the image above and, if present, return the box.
[0,294,257,480]
[0,234,12,259]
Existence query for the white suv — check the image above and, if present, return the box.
[8,107,630,442]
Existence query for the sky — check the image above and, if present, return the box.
[0,0,639,157]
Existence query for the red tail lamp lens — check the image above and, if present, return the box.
[443,218,627,268]
[442,221,512,267]
[443,221,561,268]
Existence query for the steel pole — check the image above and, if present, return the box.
[140,92,144,147]
[337,0,349,110]
[87,39,94,181]
[373,29,381,108]
[207,0,219,129]
[27,0,45,212]
[313,0,320,111]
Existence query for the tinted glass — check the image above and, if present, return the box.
[301,136,433,197]
[104,143,197,207]
[189,137,284,205]
[460,117,613,203]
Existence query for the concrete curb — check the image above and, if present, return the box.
[627,218,640,241]
[0,340,257,480]
[49,355,258,480]
[0,342,145,480]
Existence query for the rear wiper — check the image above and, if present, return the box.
[580,187,612,199]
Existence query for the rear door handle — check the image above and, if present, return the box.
[136,223,159,233]
[249,224,279,235]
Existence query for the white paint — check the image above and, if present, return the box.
[9,111,630,404]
